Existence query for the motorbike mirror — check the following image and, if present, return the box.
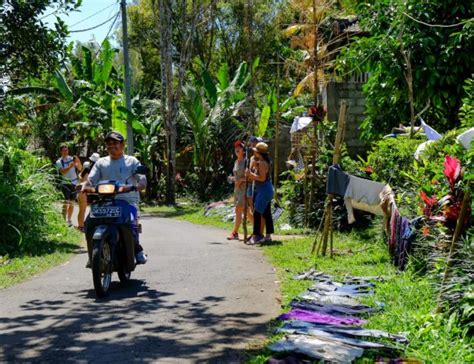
[135,165,149,175]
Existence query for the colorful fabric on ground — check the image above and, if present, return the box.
[279,308,366,325]
[269,334,364,362]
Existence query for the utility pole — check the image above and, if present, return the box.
[120,0,134,153]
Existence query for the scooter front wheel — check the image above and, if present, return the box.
[92,239,112,298]
[118,265,131,284]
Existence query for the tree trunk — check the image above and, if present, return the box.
[244,0,255,134]
[157,0,198,205]
[158,0,175,204]
[401,45,415,138]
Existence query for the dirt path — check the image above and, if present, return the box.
[0,217,279,363]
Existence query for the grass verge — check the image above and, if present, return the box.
[0,225,82,289]
[142,202,312,236]
[248,230,474,363]
[144,202,473,363]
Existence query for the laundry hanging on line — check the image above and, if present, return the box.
[290,116,313,134]
[388,211,419,271]
[325,166,394,226]
[420,117,443,141]
[344,175,387,224]
[326,165,350,196]
[457,127,474,149]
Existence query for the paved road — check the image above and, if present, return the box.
[0,217,279,363]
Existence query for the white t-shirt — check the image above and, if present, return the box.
[56,156,79,185]
[88,155,146,207]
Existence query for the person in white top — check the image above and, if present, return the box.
[77,152,100,232]
[55,144,82,226]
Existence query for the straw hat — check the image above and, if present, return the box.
[252,142,269,154]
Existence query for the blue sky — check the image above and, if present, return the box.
[45,0,121,45]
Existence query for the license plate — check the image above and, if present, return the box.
[90,206,122,218]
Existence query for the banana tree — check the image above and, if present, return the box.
[181,61,250,200]
[133,98,164,200]
[8,39,145,150]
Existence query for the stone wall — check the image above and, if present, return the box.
[326,74,368,157]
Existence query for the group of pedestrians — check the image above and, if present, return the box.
[227,136,274,245]
[55,144,99,231]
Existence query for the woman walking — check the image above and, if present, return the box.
[246,142,274,244]
[227,141,252,240]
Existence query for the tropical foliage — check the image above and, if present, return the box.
[0,0,81,82]
[337,0,474,139]
[0,1,472,356]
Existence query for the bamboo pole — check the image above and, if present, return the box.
[311,100,347,257]
[307,0,320,228]
[273,57,281,198]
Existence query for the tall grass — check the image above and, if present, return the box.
[0,140,69,257]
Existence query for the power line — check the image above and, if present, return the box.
[70,1,119,28]
[102,11,120,42]
[402,12,472,28]
[69,12,120,33]
[92,11,120,58]
[39,8,61,21]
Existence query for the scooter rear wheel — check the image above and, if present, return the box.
[92,239,112,298]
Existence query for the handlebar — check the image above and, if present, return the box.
[77,184,137,195]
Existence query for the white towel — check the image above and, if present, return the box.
[457,127,474,149]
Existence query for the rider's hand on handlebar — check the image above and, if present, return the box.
[118,185,137,193]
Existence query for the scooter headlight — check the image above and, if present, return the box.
[97,184,115,195]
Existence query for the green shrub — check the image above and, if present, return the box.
[0,139,65,256]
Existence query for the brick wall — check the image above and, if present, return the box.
[326,75,368,157]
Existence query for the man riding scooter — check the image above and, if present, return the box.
[82,131,148,265]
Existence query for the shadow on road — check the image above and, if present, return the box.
[0,279,267,362]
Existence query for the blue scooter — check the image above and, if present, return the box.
[84,166,147,298]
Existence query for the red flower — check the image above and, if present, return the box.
[420,191,438,218]
[443,156,461,188]
[309,105,326,122]
[364,166,374,173]
[420,191,437,206]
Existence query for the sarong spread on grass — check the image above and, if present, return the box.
[269,273,408,361]
[279,320,409,344]
[269,334,364,363]
[277,324,394,349]
[279,308,367,325]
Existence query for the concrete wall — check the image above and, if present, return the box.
[326,74,368,157]
[268,124,292,177]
